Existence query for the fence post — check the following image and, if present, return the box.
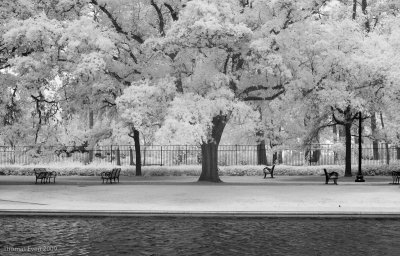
[185,145,188,165]
[160,146,163,166]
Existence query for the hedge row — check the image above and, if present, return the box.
[0,164,397,176]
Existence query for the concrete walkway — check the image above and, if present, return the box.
[0,175,399,216]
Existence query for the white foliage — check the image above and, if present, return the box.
[60,17,116,54]
[3,14,62,51]
[155,88,257,144]
[160,0,252,52]
[116,76,176,132]
[73,52,107,80]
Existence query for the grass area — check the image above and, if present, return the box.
[0,163,397,176]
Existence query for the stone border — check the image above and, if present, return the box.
[1,210,400,218]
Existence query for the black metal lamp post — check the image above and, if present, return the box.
[355,111,365,182]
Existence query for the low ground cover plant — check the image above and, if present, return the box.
[0,163,396,176]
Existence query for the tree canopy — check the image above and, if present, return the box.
[1,0,400,180]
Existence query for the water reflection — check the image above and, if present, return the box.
[0,217,399,255]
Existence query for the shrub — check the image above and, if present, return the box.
[0,163,396,176]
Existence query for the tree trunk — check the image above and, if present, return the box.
[257,140,267,165]
[385,143,390,165]
[199,142,221,182]
[256,105,267,165]
[129,147,134,165]
[88,110,94,163]
[273,152,278,165]
[116,146,121,166]
[278,151,283,163]
[371,112,379,160]
[333,125,337,142]
[358,112,363,176]
[198,115,227,182]
[313,134,321,163]
[397,147,400,160]
[380,112,390,165]
[338,125,345,138]
[361,0,370,32]
[333,125,338,163]
[313,149,321,163]
[272,150,283,164]
[133,129,142,176]
[344,122,352,177]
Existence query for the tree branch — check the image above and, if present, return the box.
[102,99,116,107]
[90,0,144,44]
[243,88,285,101]
[30,95,57,105]
[240,83,285,97]
[331,108,345,125]
[164,3,179,21]
[151,0,165,37]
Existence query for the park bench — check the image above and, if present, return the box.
[33,168,49,184]
[263,165,275,178]
[392,171,400,184]
[323,168,338,185]
[46,171,57,184]
[101,168,121,184]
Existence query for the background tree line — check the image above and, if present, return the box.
[1,0,400,181]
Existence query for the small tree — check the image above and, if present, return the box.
[116,77,176,176]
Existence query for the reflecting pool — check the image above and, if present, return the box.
[1,216,399,255]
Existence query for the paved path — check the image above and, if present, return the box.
[0,175,399,216]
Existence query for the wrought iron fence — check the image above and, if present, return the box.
[0,144,399,166]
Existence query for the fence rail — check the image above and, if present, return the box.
[0,144,399,166]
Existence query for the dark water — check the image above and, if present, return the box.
[0,216,399,256]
